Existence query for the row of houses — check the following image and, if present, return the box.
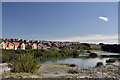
[0,38,80,50]
[0,41,51,50]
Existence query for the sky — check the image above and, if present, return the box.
[2,2,118,44]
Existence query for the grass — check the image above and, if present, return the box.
[58,64,71,67]
[44,72,49,74]
[85,50,105,53]
[60,76,67,78]
[54,72,59,74]
[68,70,79,74]
[2,72,43,78]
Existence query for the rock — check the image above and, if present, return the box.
[96,62,103,67]
[89,53,97,58]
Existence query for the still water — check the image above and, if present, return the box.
[84,53,120,55]
[41,53,120,68]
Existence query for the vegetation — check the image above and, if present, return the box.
[72,44,91,50]
[96,62,103,67]
[2,49,80,73]
[68,70,79,74]
[106,59,116,63]
[9,53,40,73]
[89,53,97,58]
[86,50,91,53]
[69,64,76,67]
[118,58,120,62]
[101,44,120,53]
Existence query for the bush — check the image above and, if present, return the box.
[89,53,97,58]
[73,50,79,57]
[118,58,120,61]
[96,62,103,67]
[106,59,116,63]
[69,64,76,67]
[68,70,78,74]
[10,53,40,73]
[87,50,91,53]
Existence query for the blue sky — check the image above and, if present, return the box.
[2,2,118,43]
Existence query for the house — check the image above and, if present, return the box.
[0,39,2,43]
[42,46,48,50]
[5,41,9,49]
[1,42,6,49]
[5,38,10,41]
[32,43,37,49]
[26,43,32,49]
[8,42,14,49]
[20,39,24,42]
[37,43,43,49]
[32,40,36,42]
[54,44,59,48]
[13,42,20,50]
[48,42,52,47]
[37,40,40,43]
[26,40,30,42]
[20,43,25,50]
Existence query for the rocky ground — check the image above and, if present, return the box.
[37,64,120,78]
[1,64,120,79]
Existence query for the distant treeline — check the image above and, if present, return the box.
[72,43,120,53]
[101,44,120,53]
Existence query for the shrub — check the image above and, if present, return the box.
[117,58,120,61]
[106,59,116,63]
[68,70,78,74]
[96,62,103,67]
[73,50,79,57]
[89,53,97,58]
[10,53,40,73]
[69,64,76,67]
[87,50,91,53]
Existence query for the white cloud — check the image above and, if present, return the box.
[99,16,108,21]
[50,34,118,44]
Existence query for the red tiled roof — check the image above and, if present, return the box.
[28,43,32,45]
[55,44,59,47]
[33,43,37,46]
[32,40,35,42]
[48,43,52,46]
[5,41,9,45]
[13,42,20,45]
[6,38,10,40]
[9,42,13,45]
